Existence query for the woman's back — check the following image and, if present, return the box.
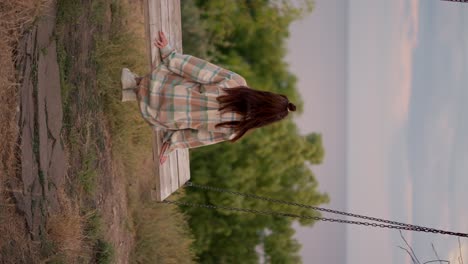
[126,31,295,164]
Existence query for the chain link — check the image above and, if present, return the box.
[156,181,468,238]
[183,181,433,230]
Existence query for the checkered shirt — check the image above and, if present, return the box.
[137,44,247,155]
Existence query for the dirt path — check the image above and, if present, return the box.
[13,1,135,263]
[14,0,66,241]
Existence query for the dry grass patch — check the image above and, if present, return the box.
[0,1,49,263]
[0,205,39,263]
[46,190,87,263]
[0,0,47,181]
[131,190,198,264]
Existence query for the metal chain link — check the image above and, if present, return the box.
[159,200,468,238]
[156,181,468,238]
[183,181,432,230]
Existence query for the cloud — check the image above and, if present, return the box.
[391,0,419,124]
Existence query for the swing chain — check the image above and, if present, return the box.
[157,181,468,238]
[161,199,468,238]
[183,181,430,230]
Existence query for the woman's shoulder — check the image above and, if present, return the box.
[231,72,247,87]
[219,73,247,89]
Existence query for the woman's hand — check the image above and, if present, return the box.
[159,142,170,165]
[154,31,168,49]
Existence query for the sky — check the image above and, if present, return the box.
[287,0,468,263]
[286,0,347,263]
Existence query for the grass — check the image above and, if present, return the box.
[84,211,115,264]
[46,189,87,263]
[77,147,98,195]
[55,0,117,262]
[0,0,45,191]
[84,210,103,241]
[131,191,198,264]
[92,0,198,262]
[0,0,49,263]
[95,239,115,264]
[45,198,117,264]
[55,32,76,129]
[0,210,39,263]
[56,0,82,25]
[0,0,199,262]
[90,0,107,27]
[0,0,120,263]
[0,0,42,178]
[56,0,102,194]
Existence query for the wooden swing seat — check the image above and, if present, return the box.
[144,0,190,201]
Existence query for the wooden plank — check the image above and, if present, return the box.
[177,149,191,186]
[145,0,161,201]
[171,154,180,193]
[169,1,190,188]
[153,131,168,200]
[146,0,168,201]
[145,0,191,201]
[160,0,170,49]
[160,0,181,195]
[147,0,161,66]
[168,0,183,52]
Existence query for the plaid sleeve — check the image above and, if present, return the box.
[161,129,231,155]
[159,44,246,86]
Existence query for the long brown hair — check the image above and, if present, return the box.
[215,86,296,142]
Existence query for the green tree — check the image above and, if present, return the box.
[180,1,326,263]
[304,133,325,164]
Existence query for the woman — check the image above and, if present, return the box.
[121,31,296,165]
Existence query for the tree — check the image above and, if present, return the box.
[304,133,325,164]
[180,1,325,263]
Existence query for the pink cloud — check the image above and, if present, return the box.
[392,0,419,124]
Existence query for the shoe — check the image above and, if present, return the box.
[122,89,137,102]
[121,68,138,102]
[121,68,138,89]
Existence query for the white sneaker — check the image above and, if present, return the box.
[121,68,138,102]
[121,68,138,89]
[122,89,137,102]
